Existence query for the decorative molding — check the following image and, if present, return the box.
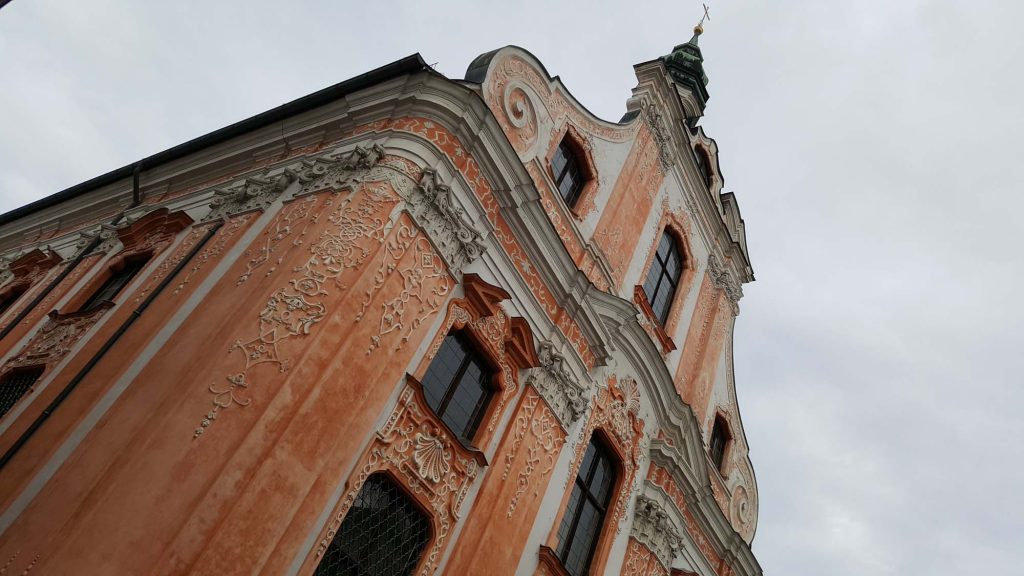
[622,538,670,576]
[315,383,485,575]
[564,374,645,548]
[2,306,110,372]
[631,495,683,569]
[0,249,62,288]
[526,341,588,428]
[418,274,539,435]
[501,389,564,518]
[356,222,452,356]
[295,144,386,196]
[642,100,675,173]
[172,214,252,295]
[203,171,296,221]
[404,168,486,275]
[196,165,393,437]
[706,254,742,310]
[413,432,451,483]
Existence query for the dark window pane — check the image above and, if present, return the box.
[421,335,468,411]
[551,140,585,208]
[80,259,147,312]
[643,232,683,326]
[0,286,27,316]
[315,474,430,576]
[556,439,617,576]
[0,366,44,419]
[420,332,493,441]
[710,419,729,471]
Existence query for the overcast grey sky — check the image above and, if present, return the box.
[2,1,1022,574]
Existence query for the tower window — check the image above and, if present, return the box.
[315,473,431,576]
[0,286,28,317]
[710,417,731,473]
[642,231,684,325]
[551,139,585,208]
[0,366,44,419]
[695,149,713,187]
[80,258,147,312]
[555,438,618,576]
[420,332,494,442]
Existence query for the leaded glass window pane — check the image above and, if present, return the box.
[315,474,431,576]
[0,366,43,419]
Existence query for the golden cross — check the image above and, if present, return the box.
[698,3,711,27]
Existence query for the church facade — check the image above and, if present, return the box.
[0,31,760,576]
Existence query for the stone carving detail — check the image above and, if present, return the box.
[502,390,565,518]
[172,213,252,295]
[526,341,587,427]
[0,249,62,289]
[76,208,192,260]
[3,307,109,371]
[622,539,669,576]
[404,168,486,275]
[707,254,743,307]
[356,223,453,355]
[642,100,675,173]
[316,384,482,575]
[295,144,386,196]
[75,225,121,256]
[631,496,683,569]
[204,170,296,221]
[413,433,451,483]
[0,551,40,575]
[195,165,394,437]
[647,463,722,568]
[352,116,598,367]
[131,224,212,303]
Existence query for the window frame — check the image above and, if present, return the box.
[551,139,586,209]
[709,415,731,474]
[419,330,498,444]
[313,471,433,576]
[78,256,149,312]
[642,230,685,325]
[554,435,620,576]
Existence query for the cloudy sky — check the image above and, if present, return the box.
[2,0,1022,573]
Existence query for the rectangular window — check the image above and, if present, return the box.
[80,259,147,312]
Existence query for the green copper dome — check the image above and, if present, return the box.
[662,27,710,108]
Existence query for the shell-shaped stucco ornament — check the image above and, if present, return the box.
[621,377,641,416]
[413,433,451,484]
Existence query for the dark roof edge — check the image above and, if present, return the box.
[0,53,429,227]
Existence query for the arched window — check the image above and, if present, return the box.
[79,258,148,312]
[642,231,683,325]
[710,416,731,473]
[551,139,585,208]
[0,366,44,419]
[420,332,494,442]
[555,438,617,576]
[315,473,431,576]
